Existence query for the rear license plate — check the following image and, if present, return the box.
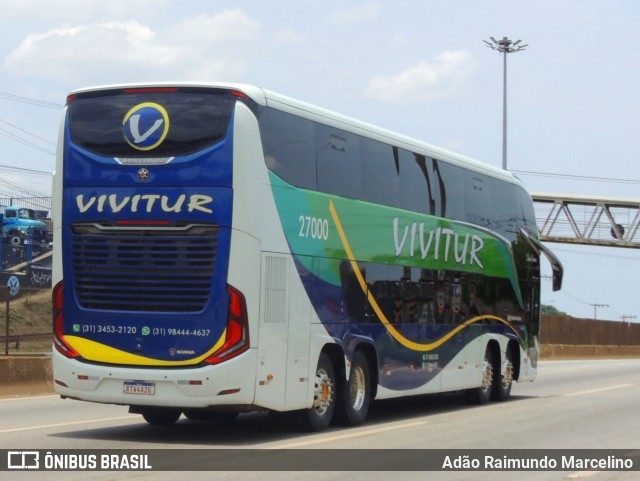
[123,381,155,395]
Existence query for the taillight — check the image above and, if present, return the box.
[123,87,178,94]
[52,281,80,358]
[230,89,250,100]
[204,285,249,365]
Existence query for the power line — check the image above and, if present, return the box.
[559,289,592,306]
[0,163,53,197]
[549,287,618,320]
[0,91,61,155]
[0,118,56,146]
[0,164,52,176]
[0,116,57,155]
[551,247,640,263]
[0,177,50,198]
[0,91,63,110]
[513,169,640,185]
[0,127,55,155]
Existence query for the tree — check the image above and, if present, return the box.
[541,304,567,316]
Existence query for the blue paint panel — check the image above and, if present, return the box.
[63,121,234,188]
[291,255,520,391]
[60,106,235,363]
[61,186,232,361]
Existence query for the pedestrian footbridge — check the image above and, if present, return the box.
[532,193,640,248]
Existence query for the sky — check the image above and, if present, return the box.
[0,0,639,321]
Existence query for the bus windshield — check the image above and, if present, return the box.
[67,88,235,158]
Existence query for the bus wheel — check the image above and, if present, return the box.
[141,408,182,425]
[304,352,336,431]
[493,349,514,401]
[467,348,494,405]
[336,350,370,426]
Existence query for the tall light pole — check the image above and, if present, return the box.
[484,36,527,170]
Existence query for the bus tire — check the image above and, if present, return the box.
[336,350,371,427]
[303,352,336,432]
[492,348,514,401]
[467,348,494,405]
[141,408,182,425]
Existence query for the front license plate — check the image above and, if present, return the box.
[123,381,155,395]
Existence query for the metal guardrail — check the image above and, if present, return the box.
[0,197,51,214]
[1,285,52,355]
[0,332,51,350]
[2,286,8,355]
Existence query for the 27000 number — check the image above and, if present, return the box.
[298,215,329,240]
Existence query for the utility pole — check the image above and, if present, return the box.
[621,315,637,323]
[484,36,527,170]
[590,303,609,320]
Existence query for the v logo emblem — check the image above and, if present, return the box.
[123,102,169,151]
[128,114,164,144]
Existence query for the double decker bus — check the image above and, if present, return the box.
[52,83,562,430]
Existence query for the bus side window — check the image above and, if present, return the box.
[437,161,464,222]
[396,149,433,215]
[490,179,518,241]
[259,108,316,189]
[360,138,399,207]
[464,173,491,229]
[316,124,361,199]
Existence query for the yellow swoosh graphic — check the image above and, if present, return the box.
[328,200,519,351]
[65,329,227,366]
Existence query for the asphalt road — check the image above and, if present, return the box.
[1,359,639,481]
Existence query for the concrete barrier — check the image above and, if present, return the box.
[1,346,640,397]
[0,356,53,396]
[541,344,640,360]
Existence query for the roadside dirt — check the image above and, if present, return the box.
[0,288,53,396]
[2,288,52,352]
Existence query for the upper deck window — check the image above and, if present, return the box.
[67,88,235,158]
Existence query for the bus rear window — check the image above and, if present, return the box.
[67,88,236,158]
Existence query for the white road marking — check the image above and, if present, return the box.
[565,471,600,479]
[564,384,632,397]
[0,416,137,434]
[270,419,430,449]
[0,394,59,403]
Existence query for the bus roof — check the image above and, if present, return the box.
[67,81,524,188]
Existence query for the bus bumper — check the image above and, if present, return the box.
[52,348,258,408]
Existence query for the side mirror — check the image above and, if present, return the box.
[519,228,563,292]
